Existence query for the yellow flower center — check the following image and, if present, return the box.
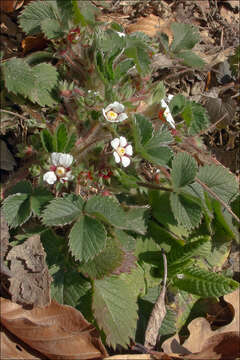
[107,110,118,121]
[117,147,125,157]
[55,166,66,177]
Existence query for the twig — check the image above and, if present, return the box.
[0,109,29,122]
[144,249,168,350]
[195,177,240,224]
[137,181,172,192]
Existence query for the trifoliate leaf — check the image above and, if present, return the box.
[19,0,58,35]
[41,196,84,226]
[182,102,209,135]
[3,58,34,98]
[69,215,107,262]
[197,164,238,204]
[2,194,31,228]
[54,123,68,153]
[41,18,63,39]
[171,152,198,189]
[93,276,138,348]
[169,94,186,116]
[170,23,200,53]
[173,266,239,297]
[80,238,124,279]
[177,50,205,69]
[170,192,203,230]
[30,187,54,216]
[134,114,153,147]
[85,195,148,234]
[40,129,55,153]
[29,63,58,106]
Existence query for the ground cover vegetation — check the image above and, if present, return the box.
[0,0,239,358]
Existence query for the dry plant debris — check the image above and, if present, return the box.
[0,297,108,360]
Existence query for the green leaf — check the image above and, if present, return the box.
[30,187,54,216]
[159,309,177,336]
[85,195,147,234]
[2,194,31,228]
[3,58,34,98]
[56,0,73,29]
[29,63,58,106]
[171,23,200,53]
[93,276,138,348]
[177,50,205,69]
[40,129,55,153]
[197,164,238,204]
[80,238,124,279]
[173,266,239,297]
[115,59,134,82]
[19,0,58,35]
[76,0,99,26]
[169,94,186,116]
[182,102,209,135]
[5,181,32,196]
[114,229,136,252]
[133,114,153,148]
[64,132,77,153]
[171,152,198,189]
[125,36,150,75]
[41,196,84,226]
[170,192,203,230]
[55,123,68,152]
[41,18,63,39]
[152,81,165,104]
[69,215,107,262]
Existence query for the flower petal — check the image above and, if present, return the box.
[121,156,130,167]
[167,94,174,102]
[59,153,73,167]
[111,101,125,113]
[116,31,126,38]
[102,108,107,120]
[117,113,128,122]
[43,171,57,185]
[51,152,61,166]
[113,151,121,163]
[65,171,74,181]
[111,138,120,150]
[119,136,127,147]
[104,103,114,113]
[160,99,168,109]
[125,145,133,156]
[164,108,175,128]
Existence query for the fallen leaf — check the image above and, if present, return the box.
[162,289,240,356]
[0,139,16,171]
[126,14,173,42]
[22,36,48,54]
[6,235,52,307]
[0,297,108,360]
[0,329,43,359]
[0,0,24,13]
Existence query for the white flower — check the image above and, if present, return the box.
[116,31,126,38]
[43,152,74,185]
[111,136,133,167]
[160,94,175,129]
[102,102,128,123]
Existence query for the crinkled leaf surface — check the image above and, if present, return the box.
[171,23,200,52]
[2,194,31,228]
[93,276,138,348]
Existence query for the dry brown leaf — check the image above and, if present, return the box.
[126,14,173,42]
[22,36,48,54]
[162,289,240,356]
[0,297,108,360]
[0,0,24,13]
[6,235,51,307]
[0,329,44,359]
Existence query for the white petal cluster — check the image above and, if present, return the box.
[102,102,128,123]
[43,152,74,185]
[160,94,175,129]
[111,136,133,167]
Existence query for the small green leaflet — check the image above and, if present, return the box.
[171,152,198,189]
